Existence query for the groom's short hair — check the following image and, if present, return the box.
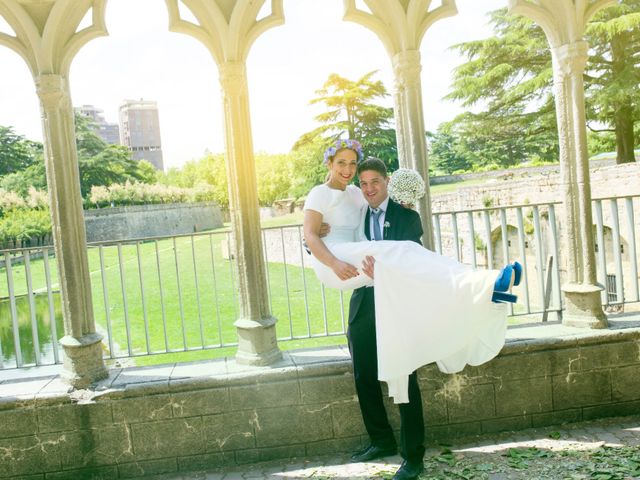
[357,157,387,178]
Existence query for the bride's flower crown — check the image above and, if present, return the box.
[323,139,364,165]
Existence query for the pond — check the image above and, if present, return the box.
[0,293,64,368]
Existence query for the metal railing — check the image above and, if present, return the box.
[1,195,639,370]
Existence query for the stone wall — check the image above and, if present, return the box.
[430,162,640,214]
[428,157,617,186]
[1,323,640,479]
[84,202,224,242]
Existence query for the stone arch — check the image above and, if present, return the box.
[489,224,523,267]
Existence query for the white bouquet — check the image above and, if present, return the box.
[388,168,426,207]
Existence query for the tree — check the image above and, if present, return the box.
[285,137,326,199]
[0,114,156,198]
[295,71,398,171]
[74,112,156,196]
[0,126,42,176]
[0,163,47,196]
[447,3,639,166]
[158,153,229,206]
[427,128,472,175]
[586,1,640,163]
[255,152,292,206]
[78,145,151,197]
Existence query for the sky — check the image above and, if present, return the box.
[0,0,498,170]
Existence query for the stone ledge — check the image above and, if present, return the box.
[1,322,639,406]
[0,319,639,479]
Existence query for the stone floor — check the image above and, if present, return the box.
[147,414,640,479]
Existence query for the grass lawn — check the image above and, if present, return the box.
[1,231,350,367]
[1,175,539,368]
[430,178,490,195]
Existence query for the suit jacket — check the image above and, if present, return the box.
[348,198,423,323]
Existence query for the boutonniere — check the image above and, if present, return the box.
[383,221,391,230]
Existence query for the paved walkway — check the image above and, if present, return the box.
[151,414,640,479]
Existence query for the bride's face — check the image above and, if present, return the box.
[328,149,358,188]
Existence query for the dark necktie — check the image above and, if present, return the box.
[371,209,383,241]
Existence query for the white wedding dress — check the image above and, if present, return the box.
[304,184,508,403]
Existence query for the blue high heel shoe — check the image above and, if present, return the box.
[512,261,523,286]
[494,264,514,292]
[492,291,518,303]
[492,262,522,304]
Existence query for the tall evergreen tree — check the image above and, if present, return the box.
[446,3,639,166]
[0,115,155,198]
[586,1,640,163]
[0,126,42,176]
[294,71,398,171]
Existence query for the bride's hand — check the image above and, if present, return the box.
[330,259,359,280]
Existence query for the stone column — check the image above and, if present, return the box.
[166,0,283,365]
[393,49,435,250]
[551,43,607,328]
[343,0,457,251]
[219,62,281,365]
[36,75,108,385]
[0,0,110,386]
[508,0,614,328]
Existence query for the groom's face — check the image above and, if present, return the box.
[358,169,389,209]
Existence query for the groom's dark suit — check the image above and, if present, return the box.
[347,197,426,464]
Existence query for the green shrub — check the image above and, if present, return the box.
[0,208,51,248]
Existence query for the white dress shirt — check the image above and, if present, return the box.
[369,196,390,240]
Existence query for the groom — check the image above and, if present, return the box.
[348,157,426,480]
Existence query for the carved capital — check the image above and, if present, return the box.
[551,41,589,81]
[219,62,248,96]
[392,50,422,88]
[35,74,68,110]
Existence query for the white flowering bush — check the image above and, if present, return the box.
[25,187,49,210]
[0,188,27,212]
[88,181,218,208]
[388,168,426,206]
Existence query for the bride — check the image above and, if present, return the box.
[303,139,521,403]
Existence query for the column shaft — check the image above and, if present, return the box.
[551,43,607,328]
[36,74,107,386]
[219,62,281,365]
[392,50,435,250]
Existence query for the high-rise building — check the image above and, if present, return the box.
[75,104,120,145]
[118,99,164,171]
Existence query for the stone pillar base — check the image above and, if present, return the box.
[234,317,282,366]
[562,283,608,329]
[59,333,108,388]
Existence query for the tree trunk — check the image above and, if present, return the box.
[614,104,636,164]
[610,32,636,164]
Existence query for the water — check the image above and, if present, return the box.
[0,293,64,368]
